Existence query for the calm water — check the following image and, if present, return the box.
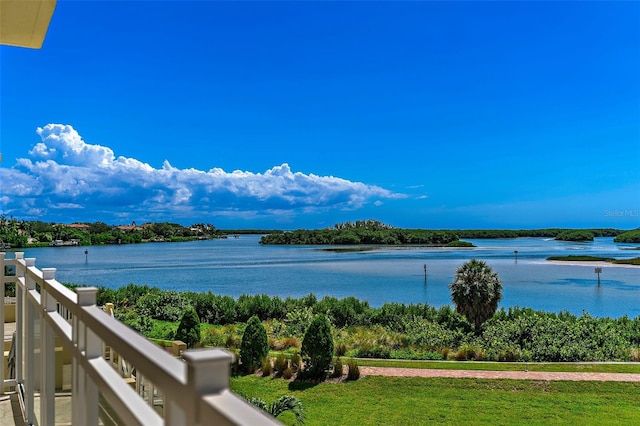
[14,236,640,318]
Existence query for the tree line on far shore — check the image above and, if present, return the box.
[0,215,225,248]
[260,220,632,245]
[3,215,637,249]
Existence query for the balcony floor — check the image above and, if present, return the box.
[0,392,73,426]
[0,393,25,426]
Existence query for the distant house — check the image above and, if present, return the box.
[117,221,142,232]
[66,223,90,231]
[51,239,80,247]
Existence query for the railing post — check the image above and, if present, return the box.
[0,252,5,394]
[40,268,57,426]
[76,287,100,426]
[181,349,234,425]
[15,257,30,396]
[21,254,37,426]
[71,296,83,425]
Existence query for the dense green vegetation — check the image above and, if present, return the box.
[350,358,640,373]
[259,220,625,245]
[555,230,594,241]
[239,394,306,425]
[1,216,630,249]
[446,240,475,247]
[174,306,201,348]
[231,375,640,425]
[94,284,640,363]
[455,228,622,239]
[301,314,334,379]
[260,220,459,246]
[614,229,640,243]
[547,255,640,266]
[240,315,270,373]
[0,215,225,248]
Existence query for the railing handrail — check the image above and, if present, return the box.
[1,252,279,425]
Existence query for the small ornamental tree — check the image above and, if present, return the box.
[174,306,201,348]
[240,315,269,373]
[449,259,503,333]
[301,314,334,379]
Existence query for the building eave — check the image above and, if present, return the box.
[0,0,57,49]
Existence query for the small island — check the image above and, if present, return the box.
[259,220,474,247]
[547,255,640,266]
[614,229,640,243]
[259,220,627,247]
[554,230,594,242]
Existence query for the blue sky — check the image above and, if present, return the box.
[1,1,639,230]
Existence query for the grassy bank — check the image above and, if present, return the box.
[231,375,640,425]
[351,358,640,374]
[547,255,640,265]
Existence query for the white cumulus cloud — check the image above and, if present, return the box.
[0,124,404,224]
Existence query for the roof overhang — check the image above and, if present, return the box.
[1,0,57,49]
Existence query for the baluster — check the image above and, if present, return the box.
[40,268,57,425]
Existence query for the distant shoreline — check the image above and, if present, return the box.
[545,260,640,269]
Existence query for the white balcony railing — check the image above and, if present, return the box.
[1,252,279,425]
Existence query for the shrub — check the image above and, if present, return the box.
[116,310,154,335]
[390,349,444,360]
[402,318,466,350]
[335,343,347,356]
[229,348,240,376]
[240,394,306,425]
[331,357,343,378]
[136,289,188,322]
[629,348,640,362]
[274,354,289,374]
[346,358,360,381]
[282,367,294,380]
[271,336,301,351]
[454,344,486,361]
[226,333,241,349]
[282,337,301,349]
[261,357,273,377]
[240,316,269,373]
[301,314,334,379]
[290,353,302,372]
[497,347,522,362]
[285,307,314,337]
[439,348,450,359]
[146,320,178,340]
[174,306,201,348]
[236,294,287,322]
[355,345,391,359]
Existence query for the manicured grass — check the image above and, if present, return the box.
[231,375,640,425]
[352,359,640,374]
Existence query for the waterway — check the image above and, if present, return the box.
[14,236,640,318]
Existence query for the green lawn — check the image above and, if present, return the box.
[231,375,640,425]
[351,359,640,374]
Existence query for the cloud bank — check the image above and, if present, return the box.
[1,124,402,224]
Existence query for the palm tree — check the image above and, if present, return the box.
[244,395,306,425]
[449,259,503,333]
